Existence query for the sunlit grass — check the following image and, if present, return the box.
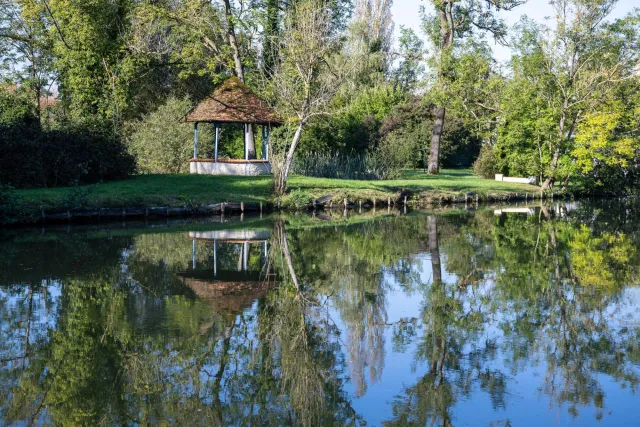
[14,169,538,211]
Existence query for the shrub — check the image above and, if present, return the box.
[0,186,19,225]
[0,124,136,189]
[0,87,38,127]
[473,146,499,179]
[128,96,213,174]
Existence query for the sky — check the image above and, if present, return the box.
[391,0,639,62]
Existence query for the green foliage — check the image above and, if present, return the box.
[0,123,136,189]
[0,87,38,127]
[393,27,425,92]
[61,184,93,210]
[0,186,20,224]
[47,0,136,124]
[128,96,211,174]
[473,145,499,179]
[380,97,482,169]
[300,83,406,154]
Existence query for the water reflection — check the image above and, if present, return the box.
[1,200,639,426]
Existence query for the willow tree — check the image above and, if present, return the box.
[423,0,525,175]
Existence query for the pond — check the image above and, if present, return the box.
[1,200,639,426]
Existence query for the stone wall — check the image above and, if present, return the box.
[190,160,271,176]
[495,174,537,185]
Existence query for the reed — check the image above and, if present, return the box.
[292,152,401,180]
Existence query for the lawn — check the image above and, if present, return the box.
[13,169,539,213]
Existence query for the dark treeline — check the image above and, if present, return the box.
[1,1,639,194]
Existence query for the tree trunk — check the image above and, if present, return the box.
[428,5,453,176]
[223,0,256,159]
[428,106,446,175]
[428,216,442,284]
[275,122,305,195]
[542,98,570,191]
[541,147,560,191]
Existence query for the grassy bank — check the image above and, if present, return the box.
[6,169,540,224]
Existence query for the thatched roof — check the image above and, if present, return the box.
[179,270,274,315]
[181,76,282,125]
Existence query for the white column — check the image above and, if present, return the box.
[192,240,197,269]
[214,123,219,162]
[213,239,217,277]
[243,242,249,271]
[244,124,249,160]
[193,122,199,159]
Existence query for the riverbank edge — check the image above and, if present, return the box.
[3,187,568,227]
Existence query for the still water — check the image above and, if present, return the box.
[1,200,639,426]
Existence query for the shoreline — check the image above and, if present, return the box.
[3,188,572,227]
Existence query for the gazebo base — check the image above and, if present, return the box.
[190,159,271,176]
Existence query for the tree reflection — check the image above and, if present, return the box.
[0,201,639,425]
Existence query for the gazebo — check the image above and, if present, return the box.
[180,229,273,316]
[181,76,283,176]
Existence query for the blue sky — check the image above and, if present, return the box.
[391,0,639,62]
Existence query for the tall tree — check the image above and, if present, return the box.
[262,0,280,74]
[222,0,257,158]
[0,0,54,123]
[270,0,349,195]
[423,0,525,175]
[537,0,639,190]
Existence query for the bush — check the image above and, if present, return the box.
[128,96,214,174]
[0,86,38,127]
[0,186,19,225]
[473,146,499,179]
[0,124,136,189]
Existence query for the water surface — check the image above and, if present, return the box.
[1,201,639,426]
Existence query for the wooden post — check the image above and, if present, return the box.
[344,198,348,209]
[241,202,245,213]
[193,122,199,159]
[214,122,220,162]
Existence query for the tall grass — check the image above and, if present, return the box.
[292,152,402,180]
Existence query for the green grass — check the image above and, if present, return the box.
[286,169,539,200]
[13,169,539,214]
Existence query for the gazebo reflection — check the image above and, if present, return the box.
[179,229,272,315]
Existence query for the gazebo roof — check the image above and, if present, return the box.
[181,76,283,125]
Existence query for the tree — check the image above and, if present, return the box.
[270,0,349,195]
[422,0,525,175]
[392,27,425,92]
[536,0,640,190]
[0,0,54,123]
